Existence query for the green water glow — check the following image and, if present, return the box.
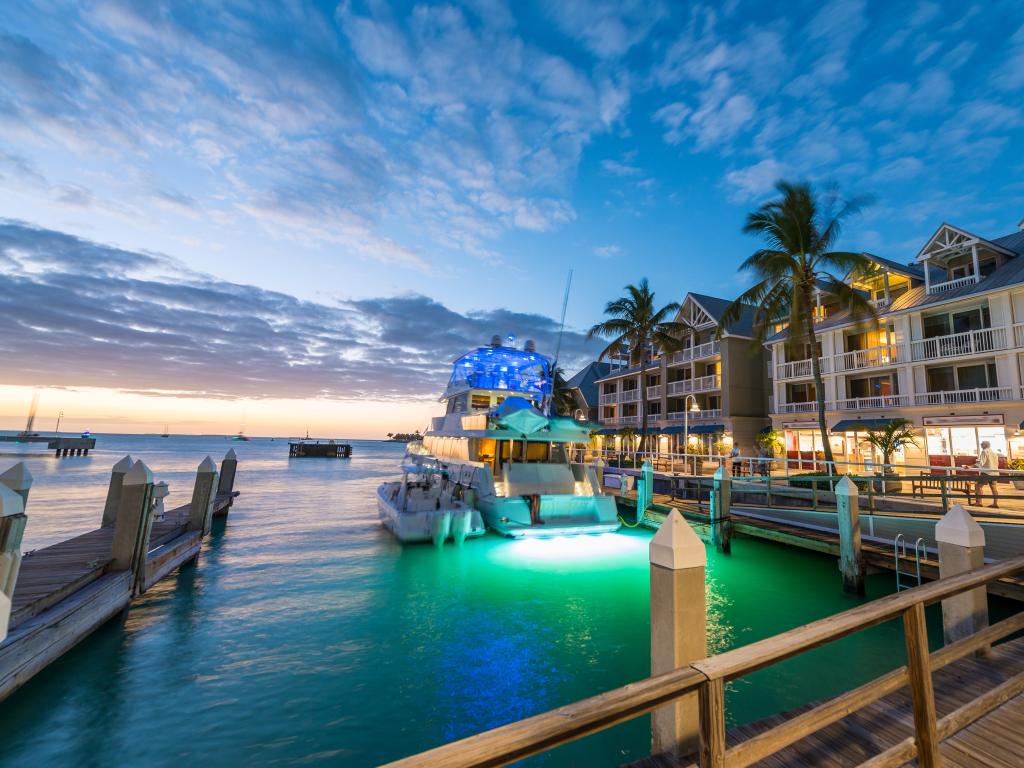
[0,435,951,766]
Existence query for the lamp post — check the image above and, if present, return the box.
[682,395,700,475]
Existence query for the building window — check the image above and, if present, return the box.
[647,402,661,415]
[926,427,1007,459]
[922,305,990,338]
[788,382,816,403]
[927,363,998,392]
[848,375,895,399]
[602,406,615,419]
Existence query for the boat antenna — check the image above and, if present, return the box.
[552,268,573,371]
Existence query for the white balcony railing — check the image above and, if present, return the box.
[835,395,911,411]
[910,326,1009,362]
[913,387,1013,406]
[647,385,662,399]
[833,344,903,372]
[599,393,618,405]
[666,380,688,396]
[776,401,829,413]
[620,389,640,403]
[927,274,980,294]
[619,415,641,425]
[668,340,720,365]
[666,408,722,422]
[692,374,721,392]
[776,357,833,380]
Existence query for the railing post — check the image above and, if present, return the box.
[936,504,989,651]
[903,602,940,767]
[836,476,864,595]
[109,460,155,594]
[940,476,950,514]
[101,455,134,527]
[650,510,707,758]
[188,457,219,535]
[0,481,28,644]
[698,678,726,768]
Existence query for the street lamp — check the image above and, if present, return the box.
[682,395,700,474]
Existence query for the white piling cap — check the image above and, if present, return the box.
[650,509,706,570]
[936,503,985,548]
[198,456,217,473]
[0,462,33,491]
[112,455,134,473]
[835,475,859,496]
[224,448,238,461]
[124,460,153,485]
[0,484,25,517]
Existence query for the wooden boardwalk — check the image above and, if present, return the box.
[632,634,1024,767]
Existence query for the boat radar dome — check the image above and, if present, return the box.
[524,339,536,353]
[490,334,502,347]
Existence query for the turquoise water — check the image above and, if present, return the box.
[0,435,945,766]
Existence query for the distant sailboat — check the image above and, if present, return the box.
[234,430,251,442]
[161,424,170,438]
[17,393,41,439]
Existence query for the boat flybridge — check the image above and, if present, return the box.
[414,335,619,538]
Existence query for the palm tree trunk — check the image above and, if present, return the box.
[639,358,648,462]
[803,284,836,469]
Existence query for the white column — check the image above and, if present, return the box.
[923,259,931,293]
[971,243,980,282]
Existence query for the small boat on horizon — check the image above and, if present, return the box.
[233,430,251,442]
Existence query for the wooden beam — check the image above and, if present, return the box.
[902,602,940,767]
[698,678,725,768]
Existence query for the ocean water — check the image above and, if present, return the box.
[0,434,942,766]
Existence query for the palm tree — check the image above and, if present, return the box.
[588,279,691,456]
[860,418,918,467]
[719,181,875,468]
[551,365,578,417]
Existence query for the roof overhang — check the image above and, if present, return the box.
[916,223,1015,263]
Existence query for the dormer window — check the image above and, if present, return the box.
[917,224,1015,294]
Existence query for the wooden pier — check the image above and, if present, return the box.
[0,450,240,701]
[0,434,97,457]
[288,439,352,458]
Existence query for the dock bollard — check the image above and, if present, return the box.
[936,504,988,651]
[836,476,864,595]
[101,456,134,528]
[188,457,219,535]
[217,449,238,496]
[650,510,707,758]
[0,478,30,643]
[0,462,33,507]
[110,460,155,593]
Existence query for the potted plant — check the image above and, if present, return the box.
[860,419,918,493]
[1008,458,1024,490]
[756,429,783,473]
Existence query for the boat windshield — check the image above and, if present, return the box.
[446,345,551,398]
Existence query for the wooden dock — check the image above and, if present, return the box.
[0,450,239,701]
[0,434,97,457]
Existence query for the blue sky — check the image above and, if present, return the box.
[2,1,1024,426]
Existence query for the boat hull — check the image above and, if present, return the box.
[377,483,485,544]
[476,494,620,538]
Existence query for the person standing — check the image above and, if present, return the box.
[975,440,1000,508]
[729,444,742,477]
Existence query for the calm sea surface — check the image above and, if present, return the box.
[0,434,941,766]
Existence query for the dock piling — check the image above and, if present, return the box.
[189,457,219,535]
[109,460,155,593]
[0,484,27,643]
[710,466,732,554]
[836,476,865,595]
[0,463,33,507]
[936,504,989,651]
[650,509,707,758]
[101,455,134,528]
[218,449,238,496]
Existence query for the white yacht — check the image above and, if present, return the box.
[413,336,619,538]
[377,457,485,545]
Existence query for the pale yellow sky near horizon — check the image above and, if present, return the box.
[0,385,437,439]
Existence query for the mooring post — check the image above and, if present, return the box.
[593,458,605,490]
[188,457,219,535]
[936,504,988,651]
[218,448,238,496]
[101,455,134,528]
[639,460,654,518]
[110,460,155,593]
[650,509,707,758]
[0,462,33,507]
[710,465,731,554]
[836,475,864,595]
[0,482,29,643]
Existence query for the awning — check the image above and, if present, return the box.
[688,424,725,435]
[831,418,898,433]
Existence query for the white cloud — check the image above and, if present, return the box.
[723,158,785,202]
[594,244,622,258]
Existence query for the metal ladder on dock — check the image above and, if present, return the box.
[894,533,925,591]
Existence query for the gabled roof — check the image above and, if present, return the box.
[916,223,1016,261]
[685,292,758,338]
[858,253,924,281]
[564,361,612,406]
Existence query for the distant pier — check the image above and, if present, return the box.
[288,439,352,458]
[0,434,97,457]
[0,449,240,701]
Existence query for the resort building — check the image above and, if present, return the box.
[594,293,769,453]
[563,361,612,422]
[768,220,1024,470]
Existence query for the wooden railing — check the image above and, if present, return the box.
[382,556,1024,768]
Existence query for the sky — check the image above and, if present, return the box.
[2,0,1024,437]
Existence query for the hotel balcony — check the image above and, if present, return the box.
[620,389,640,403]
[772,387,1015,415]
[619,414,641,425]
[835,395,911,410]
[599,393,618,405]
[833,344,904,372]
[666,408,722,421]
[912,387,1013,405]
[668,340,720,365]
[647,385,662,399]
[927,274,980,294]
[776,400,825,414]
[775,357,831,380]
[910,326,1011,362]
[666,374,721,395]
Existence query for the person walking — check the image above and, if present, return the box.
[729,444,742,477]
[975,440,1000,508]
